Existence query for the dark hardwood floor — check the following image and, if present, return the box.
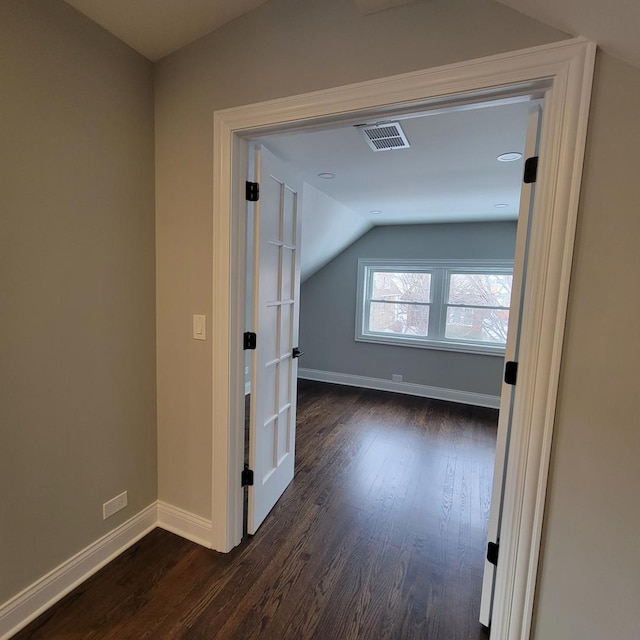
[15,380,496,639]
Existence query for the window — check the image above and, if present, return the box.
[356,259,514,355]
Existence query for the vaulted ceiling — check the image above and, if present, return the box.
[63,0,640,68]
[60,0,638,277]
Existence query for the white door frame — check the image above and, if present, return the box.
[211,37,596,640]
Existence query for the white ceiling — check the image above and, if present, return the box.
[62,0,640,68]
[257,100,532,225]
[59,0,639,275]
[257,99,532,281]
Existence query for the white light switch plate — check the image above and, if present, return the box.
[193,314,206,340]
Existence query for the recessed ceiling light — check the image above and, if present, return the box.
[494,203,509,208]
[497,152,523,162]
[370,210,382,215]
[317,172,335,179]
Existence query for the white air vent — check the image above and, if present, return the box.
[358,122,410,152]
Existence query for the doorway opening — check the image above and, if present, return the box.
[212,38,595,640]
[241,96,537,627]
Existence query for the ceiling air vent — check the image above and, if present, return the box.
[357,122,410,152]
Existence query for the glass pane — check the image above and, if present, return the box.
[261,241,280,303]
[369,302,430,337]
[281,246,294,302]
[282,186,296,247]
[278,358,291,411]
[445,307,510,344]
[263,305,278,363]
[261,175,282,243]
[262,362,277,419]
[279,302,293,356]
[371,271,431,303]
[448,273,512,308]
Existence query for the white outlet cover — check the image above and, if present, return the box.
[103,490,128,520]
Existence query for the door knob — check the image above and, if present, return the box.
[292,347,304,359]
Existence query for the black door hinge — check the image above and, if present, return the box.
[523,156,539,184]
[504,361,518,386]
[246,181,259,201]
[244,332,257,350]
[487,540,499,566]
[241,465,254,487]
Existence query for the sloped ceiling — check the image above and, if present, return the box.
[63,0,270,60]
[62,0,640,68]
[59,0,640,277]
[495,0,640,69]
[258,99,531,281]
[258,101,531,226]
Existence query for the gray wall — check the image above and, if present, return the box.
[0,0,157,603]
[299,222,517,397]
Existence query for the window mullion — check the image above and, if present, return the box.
[430,268,446,340]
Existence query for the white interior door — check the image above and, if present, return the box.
[479,105,542,626]
[247,144,302,535]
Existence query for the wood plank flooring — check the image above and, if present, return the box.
[14,380,497,639]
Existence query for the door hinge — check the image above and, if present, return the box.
[487,540,499,566]
[246,181,259,202]
[241,464,254,487]
[523,156,539,184]
[504,361,518,386]
[244,332,257,350]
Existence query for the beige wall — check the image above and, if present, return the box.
[531,52,640,640]
[154,0,566,519]
[0,1,156,603]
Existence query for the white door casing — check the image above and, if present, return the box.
[247,145,302,535]
[212,38,596,640]
[479,105,542,626]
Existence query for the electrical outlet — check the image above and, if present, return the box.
[103,491,128,520]
[392,374,403,382]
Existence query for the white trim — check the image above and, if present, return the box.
[298,368,500,409]
[157,501,214,549]
[0,504,157,640]
[245,380,251,395]
[212,37,596,639]
[0,502,216,640]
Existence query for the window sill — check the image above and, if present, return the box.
[355,334,506,357]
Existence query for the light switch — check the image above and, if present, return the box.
[193,314,206,340]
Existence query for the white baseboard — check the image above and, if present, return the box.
[0,502,214,640]
[245,380,251,396]
[0,503,157,640]
[298,368,500,409]
[157,501,213,549]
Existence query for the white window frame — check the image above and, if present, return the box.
[356,259,514,356]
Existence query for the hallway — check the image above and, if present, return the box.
[16,381,496,639]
